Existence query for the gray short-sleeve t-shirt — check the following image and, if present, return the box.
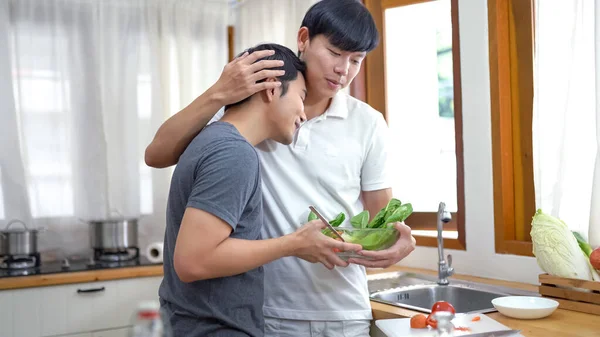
[158,122,264,337]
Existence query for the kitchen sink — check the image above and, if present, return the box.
[370,284,507,314]
[368,271,538,314]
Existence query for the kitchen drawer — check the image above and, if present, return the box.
[39,276,162,337]
[40,280,120,336]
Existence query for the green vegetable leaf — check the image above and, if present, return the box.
[329,212,346,227]
[385,203,413,225]
[342,229,399,250]
[309,211,345,227]
[350,210,370,229]
[384,198,402,213]
[367,198,404,228]
[573,231,593,258]
[367,210,387,229]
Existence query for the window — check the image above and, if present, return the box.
[364,0,465,249]
[11,31,74,218]
[136,39,155,216]
[6,25,155,220]
[488,0,535,256]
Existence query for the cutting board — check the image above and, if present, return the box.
[375,313,525,337]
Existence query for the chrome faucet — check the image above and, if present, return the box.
[437,202,454,285]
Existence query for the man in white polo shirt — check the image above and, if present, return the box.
[145,1,416,336]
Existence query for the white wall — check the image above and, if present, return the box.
[397,0,544,285]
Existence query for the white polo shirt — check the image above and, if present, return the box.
[212,91,391,320]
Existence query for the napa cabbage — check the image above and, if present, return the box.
[531,209,600,281]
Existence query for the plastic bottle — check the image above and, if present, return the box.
[129,300,172,337]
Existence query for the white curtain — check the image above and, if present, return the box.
[233,0,320,54]
[0,0,229,257]
[233,0,353,99]
[532,0,600,247]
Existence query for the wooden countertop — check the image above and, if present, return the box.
[0,264,164,290]
[368,266,599,337]
[2,264,599,336]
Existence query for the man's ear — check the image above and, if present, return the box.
[297,27,309,54]
[261,78,279,103]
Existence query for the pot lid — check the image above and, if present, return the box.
[1,219,40,233]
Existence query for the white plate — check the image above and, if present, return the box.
[491,296,558,319]
[375,313,524,337]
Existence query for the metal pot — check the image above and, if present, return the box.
[0,220,41,256]
[88,218,139,250]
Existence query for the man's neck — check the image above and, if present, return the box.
[220,105,270,146]
[304,93,334,121]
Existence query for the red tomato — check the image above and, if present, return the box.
[431,301,456,314]
[426,301,456,329]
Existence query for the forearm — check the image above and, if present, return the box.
[185,235,298,281]
[362,188,393,220]
[145,87,224,168]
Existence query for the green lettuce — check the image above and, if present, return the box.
[314,199,413,251]
[307,211,345,227]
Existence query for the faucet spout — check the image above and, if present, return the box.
[437,202,454,285]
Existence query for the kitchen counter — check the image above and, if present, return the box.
[368,266,599,337]
[3,263,598,336]
[0,263,163,290]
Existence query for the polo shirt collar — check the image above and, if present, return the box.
[322,92,349,119]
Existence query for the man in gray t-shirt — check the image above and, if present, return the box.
[157,44,361,337]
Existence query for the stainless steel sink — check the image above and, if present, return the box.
[370,284,507,314]
[367,202,540,315]
[368,271,539,314]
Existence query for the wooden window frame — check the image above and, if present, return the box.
[488,0,535,257]
[362,0,466,250]
[228,26,235,62]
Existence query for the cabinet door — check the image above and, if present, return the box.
[40,280,120,336]
[92,327,130,337]
[0,287,42,337]
[0,290,14,337]
[113,276,163,326]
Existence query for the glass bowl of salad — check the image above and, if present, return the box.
[322,226,400,259]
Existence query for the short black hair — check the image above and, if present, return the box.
[224,43,306,111]
[301,0,379,53]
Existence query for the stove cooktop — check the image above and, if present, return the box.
[0,256,162,278]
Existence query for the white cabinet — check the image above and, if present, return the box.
[39,280,122,336]
[0,287,42,337]
[0,276,162,337]
[92,327,129,337]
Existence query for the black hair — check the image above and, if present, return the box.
[224,43,307,111]
[300,0,379,53]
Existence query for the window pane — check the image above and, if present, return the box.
[385,0,457,212]
[28,177,73,217]
[13,73,68,114]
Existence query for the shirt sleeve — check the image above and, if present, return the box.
[361,112,393,192]
[186,140,260,230]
